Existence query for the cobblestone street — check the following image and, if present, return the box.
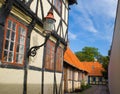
[66,85,109,94]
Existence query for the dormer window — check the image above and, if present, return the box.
[54,0,62,13]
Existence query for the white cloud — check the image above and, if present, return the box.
[70,0,98,33]
[68,31,77,40]
[81,0,118,19]
[69,0,118,42]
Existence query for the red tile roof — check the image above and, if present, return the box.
[64,47,105,76]
[64,47,87,72]
[83,62,105,76]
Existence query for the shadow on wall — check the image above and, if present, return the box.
[0,84,23,94]
[0,84,62,94]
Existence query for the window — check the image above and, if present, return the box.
[92,77,96,81]
[2,17,27,65]
[54,0,62,13]
[68,68,72,80]
[45,40,55,70]
[44,40,63,72]
[56,46,63,72]
[99,77,102,82]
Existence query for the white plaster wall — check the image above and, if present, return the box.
[29,29,45,68]
[74,82,79,90]
[67,81,72,92]
[44,72,54,94]
[62,3,65,20]
[56,73,63,94]
[78,82,81,89]
[27,70,42,94]
[0,69,24,94]
[30,0,38,13]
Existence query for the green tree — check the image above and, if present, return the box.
[101,51,110,80]
[101,56,109,79]
[75,46,101,62]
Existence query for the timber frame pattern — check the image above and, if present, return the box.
[0,0,77,94]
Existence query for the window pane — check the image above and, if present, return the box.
[20,36,25,44]
[6,29,11,39]
[18,26,26,36]
[16,54,19,62]
[21,27,26,35]
[8,52,14,62]
[8,20,12,29]
[54,0,57,6]
[58,0,61,13]
[18,36,25,44]
[3,51,8,61]
[12,23,16,31]
[54,0,61,13]
[19,45,24,54]
[17,44,19,52]
[10,42,14,51]
[5,40,9,50]
[18,27,21,36]
[11,32,15,41]
[16,54,23,64]
[17,44,24,54]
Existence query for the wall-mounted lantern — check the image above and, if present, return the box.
[28,8,56,57]
[43,8,56,33]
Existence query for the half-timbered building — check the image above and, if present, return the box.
[0,0,77,94]
[64,47,88,93]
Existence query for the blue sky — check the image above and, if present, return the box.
[68,0,118,56]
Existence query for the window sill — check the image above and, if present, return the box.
[0,62,24,68]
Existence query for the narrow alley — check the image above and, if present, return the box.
[67,85,109,94]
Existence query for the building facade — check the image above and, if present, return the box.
[0,0,76,94]
[109,0,120,94]
[83,62,106,85]
[64,47,88,93]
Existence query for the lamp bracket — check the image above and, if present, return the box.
[28,34,50,57]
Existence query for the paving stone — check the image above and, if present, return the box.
[66,85,109,94]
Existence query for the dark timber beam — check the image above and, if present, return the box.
[23,18,36,94]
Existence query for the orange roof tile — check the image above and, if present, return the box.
[64,47,87,72]
[64,47,105,76]
[83,62,105,76]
